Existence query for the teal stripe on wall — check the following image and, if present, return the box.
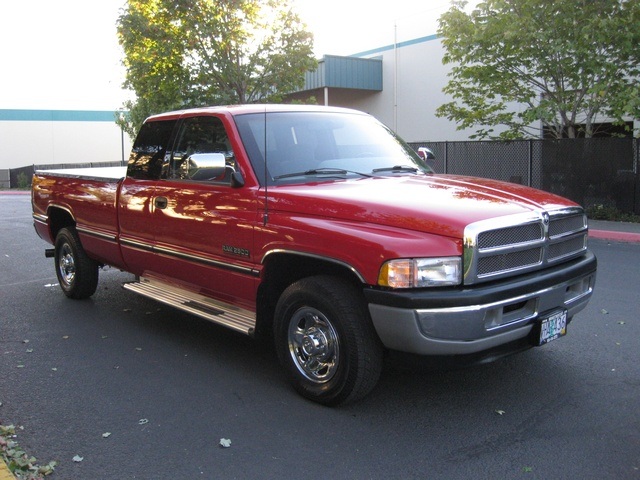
[0,109,120,122]
[352,34,439,58]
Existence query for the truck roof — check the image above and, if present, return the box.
[145,104,367,122]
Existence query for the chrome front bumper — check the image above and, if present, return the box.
[365,252,597,356]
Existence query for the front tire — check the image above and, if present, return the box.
[54,227,99,299]
[274,276,383,406]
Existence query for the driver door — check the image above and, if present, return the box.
[145,115,258,311]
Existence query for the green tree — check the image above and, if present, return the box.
[436,0,640,139]
[117,0,316,137]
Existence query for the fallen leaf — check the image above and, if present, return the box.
[138,419,149,425]
[22,340,29,344]
[601,309,609,314]
[62,336,69,340]
[617,321,625,325]
[0,425,15,435]
[102,432,111,438]
[72,455,83,463]
[495,410,506,416]
[219,438,232,448]
[38,461,57,475]
[135,347,142,351]
[26,349,33,353]
[123,308,132,313]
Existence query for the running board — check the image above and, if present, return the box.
[122,277,256,335]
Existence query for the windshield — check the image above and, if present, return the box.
[234,111,433,185]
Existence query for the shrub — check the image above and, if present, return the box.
[586,204,640,223]
[16,172,30,189]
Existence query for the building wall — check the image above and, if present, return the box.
[333,36,485,143]
[324,36,639,142]
[0,110,132,170]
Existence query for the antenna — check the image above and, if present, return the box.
[263,106,269,226]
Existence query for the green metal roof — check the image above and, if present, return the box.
[303,55,383,92]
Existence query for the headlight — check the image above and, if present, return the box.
[378,257,462,288]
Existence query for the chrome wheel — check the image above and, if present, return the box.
[275,276,383,405]
[54,227,99,299]
[288,306,340,383]
[58,243,76,287]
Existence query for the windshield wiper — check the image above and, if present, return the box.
[372,165,419,174]
[274,168,372,180]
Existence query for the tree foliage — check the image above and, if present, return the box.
[436,0,640,139]
[116,0,316,137]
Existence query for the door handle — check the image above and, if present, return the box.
[154,196,168,209]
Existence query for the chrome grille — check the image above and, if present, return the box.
[464,208,588,285]
[477,223,543,248]
[549,214,585,238]
[477,248,543,276]
[548,234,587,262]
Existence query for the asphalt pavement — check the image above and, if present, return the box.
[1,190,640,479]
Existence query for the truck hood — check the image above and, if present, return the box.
[269,174,579,239]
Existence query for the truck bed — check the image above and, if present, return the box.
[35,166,127,181]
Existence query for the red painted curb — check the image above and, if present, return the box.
[589,230,640,243]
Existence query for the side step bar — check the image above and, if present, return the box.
[123,277,256,335]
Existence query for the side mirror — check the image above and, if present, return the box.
[417,147,435,161]
[181,153,226,181]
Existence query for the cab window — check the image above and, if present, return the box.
[127,119,177,180]
[168,116,237,183]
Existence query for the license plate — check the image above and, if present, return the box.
[537,310,567,346]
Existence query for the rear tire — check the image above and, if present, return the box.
[54,227,99,299]
[274,275,383,406]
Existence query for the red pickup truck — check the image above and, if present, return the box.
[32,105,597,405]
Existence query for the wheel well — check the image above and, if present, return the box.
[48,207,76,241]
[254,252,365,340]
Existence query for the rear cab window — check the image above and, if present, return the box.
[127,120,177,180]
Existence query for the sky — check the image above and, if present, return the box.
[0,0,455,111]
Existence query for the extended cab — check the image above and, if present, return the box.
[32,105,597,405]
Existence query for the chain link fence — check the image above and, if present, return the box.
[410,138,640,215]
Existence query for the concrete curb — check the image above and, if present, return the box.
[0,459,14,480]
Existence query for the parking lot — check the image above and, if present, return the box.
[1,193,639,479]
